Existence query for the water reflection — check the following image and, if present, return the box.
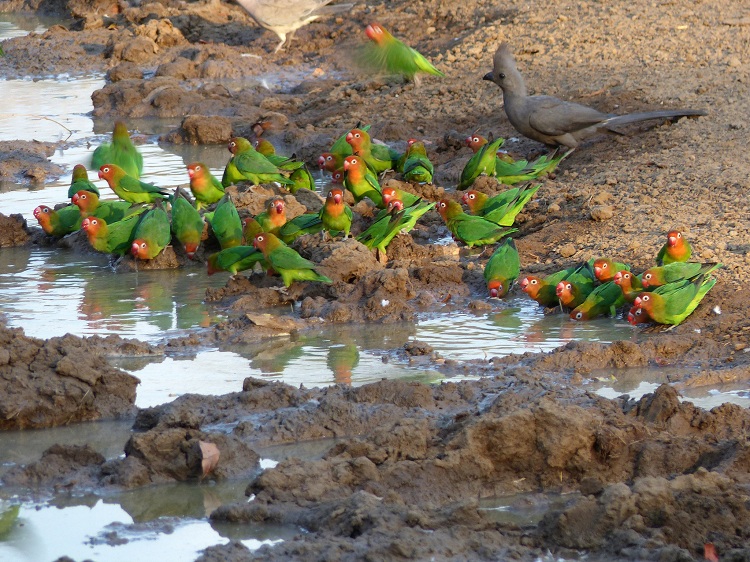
[0,246,226,341]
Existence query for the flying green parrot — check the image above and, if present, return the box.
[254,197,288,235]
[187,162,225,210]
[484,238,520,298]
[207,245,264,276]
[71,190,135,224]
[592,257,631,283]
[345,128,400,175]
[613,270,646,303]
[33,204,82,237]
[131,206,172,260]
[462,184,540,227]
[221,137,294,188]
[381,185,420,208]
[171,188,204,259]
[436,199,517,248]
[320,188,353,238]
[458,136,505,189]
[81,213,145,255]
[343,155,384,207]
[205,195,243,250]
[569,280,625,321]
[641,261,721,288]
[632,274,716,326]
[67,164,100,199]
[91,121,144,179]
[253,232,332,287]
[401,140,434,184]
[520,262,593,308]
[656,229,693,265]
[98,164,169,204]
[357,23,444,81]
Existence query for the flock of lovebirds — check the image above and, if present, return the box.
[29,23,719,328]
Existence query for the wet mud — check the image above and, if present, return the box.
[2,0,750,559]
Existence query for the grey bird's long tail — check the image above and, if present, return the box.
[604,109,707,131]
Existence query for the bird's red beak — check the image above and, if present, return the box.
[72,193,80,204]
[555,282,565,297]
[131,242,140,256]
[187,168,195,178]
[275,201,284,214]
[634,296,642,306]
[343,160,351,171]
[594,266,602,278]
[333,192,342,204]
[81,218,91,229]
[98,170,105,180]
[520,277,529,290]
[317,155,326,168]
[461,192,469,204]
[668,236,677,246]
[345,132,353,143]
[613,272,622,285]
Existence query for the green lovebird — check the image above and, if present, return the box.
[242,217,264,244]
[520,263,593,308]
[592,257,631,283]
[345,128,400,175]
[289,165,315,194]
[221,137,294,188]
[67,164,100,199]
[401,140,434,184]
[381,185,420,208]
[187,162,225,210]
[71,190,135,224]
[466,134,570,184]
[641,262,721,288]
[613,270,646,303]
[458,137,505,189]
[318,152,346,173]
[255,197,288,235]
[462,184,540,227]
[436,199,517,248]
[81,213,145,255]
[254,139,304,172]
[278,212,323,244]
[253,232,332,288]
[484,238,520,298]
[320,188,353,238]
[632,274,716,326]
[171,188,204,259]
[377,199,434,253]
[131,206,172,260]
[357,23,444,81]
[656,229,693,265]
[98,164,169,204]
[207,246,264,276]
[570,280,625,321]
[91,121,144,179]
[556,272,597,310]
[205,195,243,250]
[327,123,372,161]
[33,204,82,237]
[343,155,384,207]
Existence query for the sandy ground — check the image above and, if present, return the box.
[1,0,750,560]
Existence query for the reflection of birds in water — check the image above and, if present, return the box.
[327,343,359,385]
[249,340,305,376]
[234,0,354,52]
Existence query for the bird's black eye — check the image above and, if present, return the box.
[498,73,506,79]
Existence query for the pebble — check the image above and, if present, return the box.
[590,205,614,221]
[559,243,577,258]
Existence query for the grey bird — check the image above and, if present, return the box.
[482,43,707,149]
[236,0,353,52]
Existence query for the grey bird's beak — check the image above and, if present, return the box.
[482,72,494,81]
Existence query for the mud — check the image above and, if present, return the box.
[2,0,750,559]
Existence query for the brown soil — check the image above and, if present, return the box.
[1,0,750,560]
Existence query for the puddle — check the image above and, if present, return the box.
[416,300,639,361]
[478,492,580,526]
[0,484,294,562]
[0,246,227,341]
[588,366,750,410]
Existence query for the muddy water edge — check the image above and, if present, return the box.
[2,0,750,560]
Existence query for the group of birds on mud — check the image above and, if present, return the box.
[30,17,716,329]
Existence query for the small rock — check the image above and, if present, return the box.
[559,243,577,258]
[590,205,614,221]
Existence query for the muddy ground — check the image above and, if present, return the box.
[1,0,750,560]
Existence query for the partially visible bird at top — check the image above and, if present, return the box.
[235,0,354,53]
[482,43,707,149]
